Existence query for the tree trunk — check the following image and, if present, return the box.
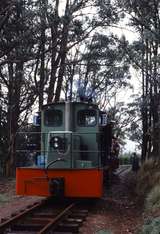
[39,8,46,110]
[47,0,59,103]
[55,56,66,102]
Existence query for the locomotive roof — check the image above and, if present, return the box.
[42,101,99,109]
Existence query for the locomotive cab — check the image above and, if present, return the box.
[42,102,100,169]
[16,101,112,198]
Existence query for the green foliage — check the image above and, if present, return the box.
[96,0,120,25]
[145,185,160,212]
[96,230,112,234]
[137,158,160,233]
[119,152,132,165]
[137,160,160,233]
[123,95,142,148]
[119,0,160,162]
[119,156,130,165]
[108,100,138,143]
[136,159,160,197]
[139,217,160,234]
[0,194,9,203]
[0,0,138,174]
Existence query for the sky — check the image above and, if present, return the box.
[124,139,140,154]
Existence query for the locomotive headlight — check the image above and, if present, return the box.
[54,142,59,148]
[50,136,66,151]
[54,137,58,142]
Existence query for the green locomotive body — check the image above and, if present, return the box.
[16,101,116,198]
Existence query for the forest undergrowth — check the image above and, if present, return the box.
[136,159,160,234]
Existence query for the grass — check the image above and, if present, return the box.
[96,230,112,234]
[137,159,160,233]
[145,185,160,212]
[138,217,160,234]
[0,194,10,203]
[136,159,160,197]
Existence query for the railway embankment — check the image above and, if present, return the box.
[135,159,160,234]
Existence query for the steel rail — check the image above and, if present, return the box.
[116,165,131,176]
[0,200,80,234]
[38,202,76,234]
[0,200,45,231]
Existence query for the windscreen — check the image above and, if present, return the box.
[44,109,63,126]
[77,109,97,127]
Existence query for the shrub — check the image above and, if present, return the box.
[119,156,130,165]
[145,185,160,212]
[139,217,160,234]
[136,159,160,197]
[0,194,9,203]
[137,159,160,234]
[96,230,112,234]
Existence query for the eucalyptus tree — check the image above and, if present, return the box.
[30,0,129,106]
[62,31,134,146]
[0,0,14,32]
[0,0,38,175]
[29,0,100,106]
[0,0,133,175]
[64,33,131,106]
[107,100,138,146]
[0,0,123,175]
[45,0,99,103]
[41,0,126,104]
[62,0,130,102]
[80,34,130,106]
[117,0,160,160]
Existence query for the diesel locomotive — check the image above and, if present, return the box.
[16,101,118,198]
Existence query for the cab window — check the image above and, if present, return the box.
[77,110,97,127]
[44,109,62,126]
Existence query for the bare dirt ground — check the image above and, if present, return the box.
[80,170,143,234]
[0,169,143,233]
[0,177,44,221]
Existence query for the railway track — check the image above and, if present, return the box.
[0,199,89,234]
[116,165,131,176]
